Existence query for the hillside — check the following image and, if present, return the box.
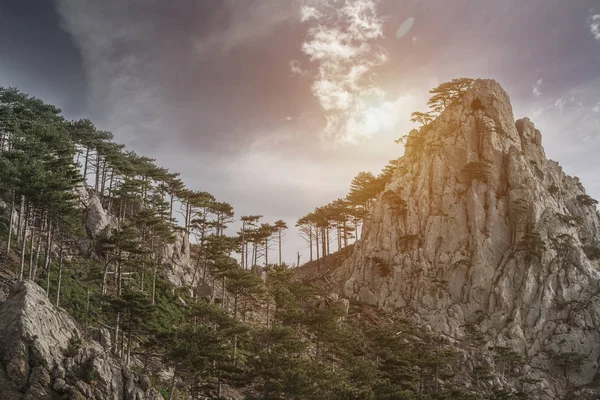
[3,80,600,399]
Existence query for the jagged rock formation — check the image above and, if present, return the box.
[162,230,194,287]
[0,281,164,400]
[76,186,116,239]
[74,185,194,289]
[338,79,600,397]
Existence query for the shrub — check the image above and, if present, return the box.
[556,213,583,227]
[517,232,546,262]
[548,185,559,195]
[382,190,407,216]
[577,195,598,207]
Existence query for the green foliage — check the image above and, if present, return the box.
[382,190,407,216]
[556,213,583,227]
[517,232,546,262]
[0,85,537,400]
[577,194,598,207]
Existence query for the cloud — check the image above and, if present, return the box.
[594,102,600,113]
[194,1,295,56]
[554,97,570,112]
[589,14,600,41]
[296,0,395,143]
[532,78,543,97]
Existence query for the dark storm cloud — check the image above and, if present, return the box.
[54,0,310,153]
[0,0,87,114]
[2,0,600,262]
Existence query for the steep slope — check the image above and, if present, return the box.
[0,281,164,400]
[337,79,600,397]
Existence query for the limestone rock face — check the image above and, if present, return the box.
[76,185,116,239]
[338,79,600,397]
[162,230,193,287]
[0,281,164,400]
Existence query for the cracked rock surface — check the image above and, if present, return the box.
[338,79,600,397]
[0,281,164,400]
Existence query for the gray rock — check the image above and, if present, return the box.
[52,378,67,392]
[195,281,213,299]
[337,79,600,398]
[358,287,378,306]
[0,281,164,400]
[76,185,116,239]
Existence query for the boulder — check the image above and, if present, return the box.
[0,281,164,400]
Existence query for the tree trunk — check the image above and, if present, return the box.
[107,169,115,211]
[16,195,24,245]
[221,276,226,309]
[31,224,43,280]
[83,147,90,180]
[278,229,282,265]
[152,263,158,306]
[94,151,101,192]
[309,226,313,261]
[233,334,238,365]
[100,160,108,200]
[116,259,122,296]
[43,220,53,284]
[265,238,268,266]
[315,228,320,268]
[6,191,15,254]
[85,288,90,335]
[18,202,29,281]
[56,247,64,307]
[28,221,35,278]
[168,366,177,400]
[113,312,120,356]
[241,223,246,269]
[46,260,51,296]
[126,331,132,366]
[102,253,110,295]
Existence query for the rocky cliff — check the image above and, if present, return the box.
[338,79,600,397]
[0,281,164,400]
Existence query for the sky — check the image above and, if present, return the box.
[1,0,600,264]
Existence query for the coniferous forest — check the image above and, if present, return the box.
[0,85,531,399]
[3,2,600,399]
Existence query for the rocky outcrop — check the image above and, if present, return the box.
[74,185,194,289]
[162,230,193,287]
[76,186,116,239]
[339,79,600,397]
[0,281,164,400]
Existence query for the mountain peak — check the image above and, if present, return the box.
[338,80,600,397]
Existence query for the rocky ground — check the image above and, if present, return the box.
[0,279,165,400]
